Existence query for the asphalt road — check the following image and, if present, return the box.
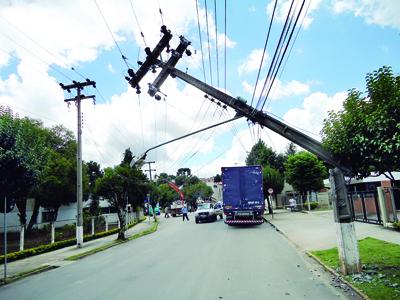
[0,215,352,300]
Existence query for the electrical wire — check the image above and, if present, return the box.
[254,0,296,111]
[265,0,311,111]
[129,0,148,47]
[195,0,207,83]
[224,0,227,91]
[250,0,277,108]
[0,32,74,81]
[214,0,220,88]
[204,0,213,86]
[94,0,131,70]
[261,0,306,111]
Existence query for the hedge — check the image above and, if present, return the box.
[0,217,146,264]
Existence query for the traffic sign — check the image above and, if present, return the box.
[268,188,274,194]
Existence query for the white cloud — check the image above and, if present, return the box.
[238,49,268,76]
[267,0,322,29]
[242,78,310,101]
[283,91,347,138]
[332,0,400,29]
[107,63,115,73]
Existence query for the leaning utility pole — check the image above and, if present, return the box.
[60,79,96,248]
[125,26,361,275]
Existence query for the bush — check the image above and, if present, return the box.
[393,221,400,231]
[303,201,319,210]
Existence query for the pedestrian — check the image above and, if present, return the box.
[182,205,189,221]
[164,206,170,218]
[289,196,297,212]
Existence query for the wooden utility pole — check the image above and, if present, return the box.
[60,79,96,248]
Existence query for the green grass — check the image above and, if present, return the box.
[65,220,159,261]
[312,237,400,300]
[0,265,57,285]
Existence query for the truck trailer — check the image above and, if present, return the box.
[222,165,265,225]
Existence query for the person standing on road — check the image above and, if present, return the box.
[182,205,189,221]
[289,196,297,212]
[164,206,170,218]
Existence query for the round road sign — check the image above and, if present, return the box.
[268,188,274,194]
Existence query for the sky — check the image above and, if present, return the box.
[0,0,399,179]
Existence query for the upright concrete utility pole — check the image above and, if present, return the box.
[144,161,156,222]
[60,79,96,248]
[124,26,361,275]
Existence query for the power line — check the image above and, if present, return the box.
[214,0,220,88]
[261,0,306,111]
[265,0,311,111]
[255,0,296,111]
[224,0,227,91]
[250,0,277,108]
[195,0,207,83]
[129,0,148,47]
[0,32,74,81]
[94,0,131,70]
[204,0,213,86]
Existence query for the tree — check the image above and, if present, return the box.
[285,151,327,205]
[121,148,134,166]
[262,165,284,214]
[0,111,42,232]
[246,139,285,173]
[182,182,213,208]
[213,174,222,183]
[177,168,191,177]
[285,142,297,157]
[27,125,80,232]
[156,172,175,185]
[95,164,148,240]
[86,161,103,216]
[322,66,400,184]
[34,151,76,223]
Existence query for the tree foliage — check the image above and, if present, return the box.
[322,66,400,181]
[95,164,148,239]
[182,181,213,208]
[285,151,327,200]
[262,165,285,197]
[246,139,285,173]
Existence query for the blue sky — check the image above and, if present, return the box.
[0,0,399,178]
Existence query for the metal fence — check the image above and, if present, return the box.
[348,191,382,224]
[348,187,399,225]
[0,212,141,254]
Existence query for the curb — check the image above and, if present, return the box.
[307,252,371,300]
[262,215,370,300]
[65,220,159,261]
[0,265,58,286]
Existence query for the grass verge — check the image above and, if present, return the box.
[311,237,400,300]
[65,219,159,261]
[0,265,58,285]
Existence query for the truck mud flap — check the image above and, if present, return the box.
[225,219,264,225]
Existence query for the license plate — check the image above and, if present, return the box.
[236,211,252,216]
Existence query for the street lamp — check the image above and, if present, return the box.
[129,115,243,169]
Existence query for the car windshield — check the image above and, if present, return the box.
[198,203,211,209]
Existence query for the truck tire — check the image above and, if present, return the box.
[172,214,176,217]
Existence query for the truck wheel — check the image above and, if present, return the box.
[172,214,176,217]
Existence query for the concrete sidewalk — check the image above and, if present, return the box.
[264,209,400,251]
[0,219,155,279]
